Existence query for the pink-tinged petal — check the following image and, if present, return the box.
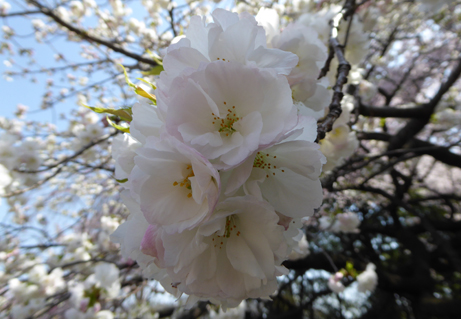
[140,224,164,261]
[276,212,293,231]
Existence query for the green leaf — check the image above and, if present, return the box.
[107,116,130,133]
[115,178,128,183]
[146,50,163,65]
[137,78,157,90]
[140,64,164,76]
[84,105,132,122]
[134,86,156,103]
[118,64,136,89]
[345,261,358,278]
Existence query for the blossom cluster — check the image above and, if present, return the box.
[111,8,328,307]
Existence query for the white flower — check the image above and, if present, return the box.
[41,268,66,296]
[357,263,378,293]
[320,125,359,172]
[288,233,310,260]
[298,8,335,42]
[162,61,297,168]
[433,108,461,127]
[359,80,377,102]
[255,8,280,44]
[0,164,11,196]
[68,281,86,309]
[55,6,71,22]
[111,191,154,269]
[129,134,220,232]
[318,212,360,234]
[69,1,85,18]
[272,23,330,113]
[0,133,18,169]
[29,264,47,283]
[111,134,140,182]
[95,311,115,319]
[209,300,246,319]
[128,18,146,35]
[298,5,369,66]
[405,216,421,226]
[31,19,46,30]
[328,272,345,293]
[100,216,119,234]
[158,8,298,90]
[225,117,325,219]
[336,212,361,233]
[111,192,179,298]
[271,23,326,85]
[140,196,289,308]
[0,0,11,15]
[94,263,121,298]
[83,0,97,9]
[129,99,164,145]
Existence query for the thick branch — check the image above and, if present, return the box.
[359,103,427,118]
[358,132,461,169]
[387,57,461,151]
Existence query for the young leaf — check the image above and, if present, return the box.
[106,116,130,133]
[84,105,132,122]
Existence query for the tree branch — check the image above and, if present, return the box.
[26,0,158,66]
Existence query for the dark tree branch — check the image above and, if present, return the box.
[358,131,461,169]
[387,56,461,151]
[316,37,351,142]
[0,10,41,17]
[26,0,158,66]
[359,102,427,118]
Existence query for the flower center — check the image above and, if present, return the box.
[211,102,240,137]
[211,215,241,250]
[172,164,194,198]
[253,152,285,178]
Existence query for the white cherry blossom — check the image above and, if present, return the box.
[140,196,289,308]
[357,263,378,293]
[129,134,220,232]
[328,272,345,293]
[225,117,325,218]
[162,62,298,168]
[158,8,298,91]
